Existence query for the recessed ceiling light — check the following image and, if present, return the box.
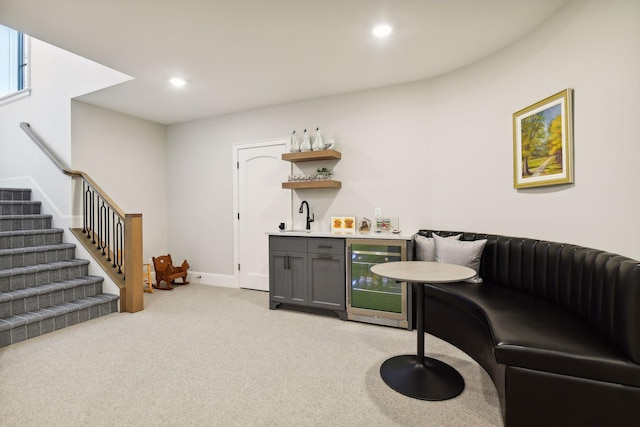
[372,24,392,38]
[169,77,186,87]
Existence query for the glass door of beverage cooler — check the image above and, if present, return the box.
[346,239,409,329]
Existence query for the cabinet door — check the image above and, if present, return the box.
[307,253,345,310]
[269,251,289,303]
[269,250,307,305]
[289,253,307,304]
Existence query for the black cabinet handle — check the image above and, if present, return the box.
[318,245,333,249]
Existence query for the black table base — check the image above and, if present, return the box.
[380,281,465,401]
[380,355,465,400]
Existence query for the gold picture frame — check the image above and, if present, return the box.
[513,89,574,189]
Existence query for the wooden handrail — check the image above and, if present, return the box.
[20,122,143,313]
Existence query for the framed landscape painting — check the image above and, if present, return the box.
[513,89,574,189]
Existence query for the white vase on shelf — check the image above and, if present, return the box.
[289,130,300,152]
[300,129,311,152]
[312,127,325,151]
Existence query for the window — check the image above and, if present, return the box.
[0,24,30,103]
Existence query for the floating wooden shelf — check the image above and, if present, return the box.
[282,180,342,189]
[282,149,341,162]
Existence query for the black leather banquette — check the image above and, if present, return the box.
[416,230,640,427]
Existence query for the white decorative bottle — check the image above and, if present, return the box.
[312,127,325,151]
[300,129,312,152]
[289,130,299,152]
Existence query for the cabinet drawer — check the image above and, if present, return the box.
[308,238,344,254]
[270,236,307,252]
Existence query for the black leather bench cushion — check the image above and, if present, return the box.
[425,282,640,388]
[418,230,640,364]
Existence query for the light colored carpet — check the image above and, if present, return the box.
[0,284,502,426]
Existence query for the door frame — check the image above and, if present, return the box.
[232,138,291,289]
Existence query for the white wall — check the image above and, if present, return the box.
[0,37,131,298]
[0,37,130,215]
[71,101,169,263]
[426,0,640,247]
[166,0,640,280]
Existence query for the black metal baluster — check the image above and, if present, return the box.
[99,200,107,255]
[115,218,123,274]
[96,195,102,250]
[122,222,126,281]
[82,180,88,234]
[112,211,117,268]
[90,188,96,244]
[106,206,112,262]
[84,183,92,239]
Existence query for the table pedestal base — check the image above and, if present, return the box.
[380,355,465,401]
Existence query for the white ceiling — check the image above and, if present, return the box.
[0,0,568,125]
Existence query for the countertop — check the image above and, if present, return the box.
[266,230,413,240]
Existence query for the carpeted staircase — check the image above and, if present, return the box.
[0,188,119,347]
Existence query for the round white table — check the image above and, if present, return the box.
[370,261,475,401]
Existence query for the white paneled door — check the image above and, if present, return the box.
[235,140,290,291]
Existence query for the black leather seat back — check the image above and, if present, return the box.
[417,230,640,363]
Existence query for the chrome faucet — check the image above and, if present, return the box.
[299,200,314,230]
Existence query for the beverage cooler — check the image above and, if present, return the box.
[346,238,412,329]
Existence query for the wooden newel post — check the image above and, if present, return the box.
[124,213,144,313]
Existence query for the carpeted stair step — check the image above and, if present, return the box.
[0,293,119,347]
[0,275,105,318]
[0,214,52,232]
[0,228,64,250]
[0,259,91,293]
[0,188,31,201]
[0,200,41,215]
[0,187,120,348]
[0,243,76,269]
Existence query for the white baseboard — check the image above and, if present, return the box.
[186,271,235,288]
